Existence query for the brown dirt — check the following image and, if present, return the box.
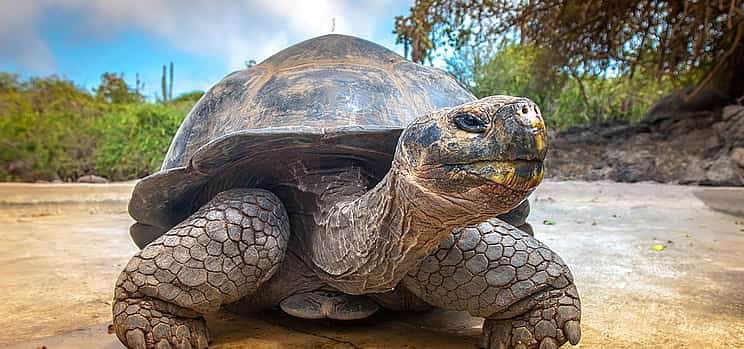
[0,181,743,349]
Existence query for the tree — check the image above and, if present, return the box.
[95,72,143,104]
[394,0,744,113]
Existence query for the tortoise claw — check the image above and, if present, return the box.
[155,340,173,349]
[564,320,581,345]
[538,338,558,349]
[125,329,146,349]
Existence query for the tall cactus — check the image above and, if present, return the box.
[161,65,167,102]
[169,62,174,101]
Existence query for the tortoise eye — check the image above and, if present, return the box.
[454,112,488,133]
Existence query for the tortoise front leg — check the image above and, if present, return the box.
[112,189,289,349]
[402,218,581,349]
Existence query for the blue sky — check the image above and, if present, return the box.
[0,0,414,99]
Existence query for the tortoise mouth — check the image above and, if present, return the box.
[445,159,544,190]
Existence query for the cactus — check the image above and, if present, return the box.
[161,65,167,102]
[169,62,174,101]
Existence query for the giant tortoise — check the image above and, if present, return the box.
[113,34,581,349]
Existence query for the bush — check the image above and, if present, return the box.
[0,73,195,182]
[94,103,190,180]
[462,43,679,130]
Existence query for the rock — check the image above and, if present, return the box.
[720,106,744,148]
[77,175,109,184]
[680,158,706,184]
[732,148,744,168]
[701,157,744,186]
[722,105,744,121]
[546,103,744,186]
[605,150,656,183]
[585,166,612,181]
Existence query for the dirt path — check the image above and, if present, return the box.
[0,181,742,349]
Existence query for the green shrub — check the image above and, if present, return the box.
[0,74,101,180]
[93,103,189,180]
[463,43,679,130]
[0,73,195,182]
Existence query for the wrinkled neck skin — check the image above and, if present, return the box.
[303,162,501,295]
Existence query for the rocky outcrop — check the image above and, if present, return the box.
[76,174,110,184]
[546,105,744,186]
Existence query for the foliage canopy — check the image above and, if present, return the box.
[395,0,744,100]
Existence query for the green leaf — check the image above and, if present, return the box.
[650,244,666,252]
[542,219,556,225]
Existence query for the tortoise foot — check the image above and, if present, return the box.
[480,285,581,349]
[113,298,210,349]
[280,290,380,320]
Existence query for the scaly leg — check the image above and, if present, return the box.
[112,189,290,349]
[403,218,581,349]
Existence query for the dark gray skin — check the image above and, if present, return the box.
[113,96,580,349]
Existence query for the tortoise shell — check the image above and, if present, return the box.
[129,34,475,240]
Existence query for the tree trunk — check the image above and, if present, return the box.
[644,44,744,124]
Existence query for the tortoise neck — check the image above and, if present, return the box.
[306,164,475,294]
[311,166,372,214]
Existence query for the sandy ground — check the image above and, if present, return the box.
[0,180,742,349]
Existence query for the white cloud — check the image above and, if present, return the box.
[0,1,55,72]
[1,0,409,74]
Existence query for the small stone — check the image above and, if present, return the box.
[76,174,109,183]
[731,147,744,168]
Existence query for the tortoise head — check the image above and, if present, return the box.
[394,95,547,215]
